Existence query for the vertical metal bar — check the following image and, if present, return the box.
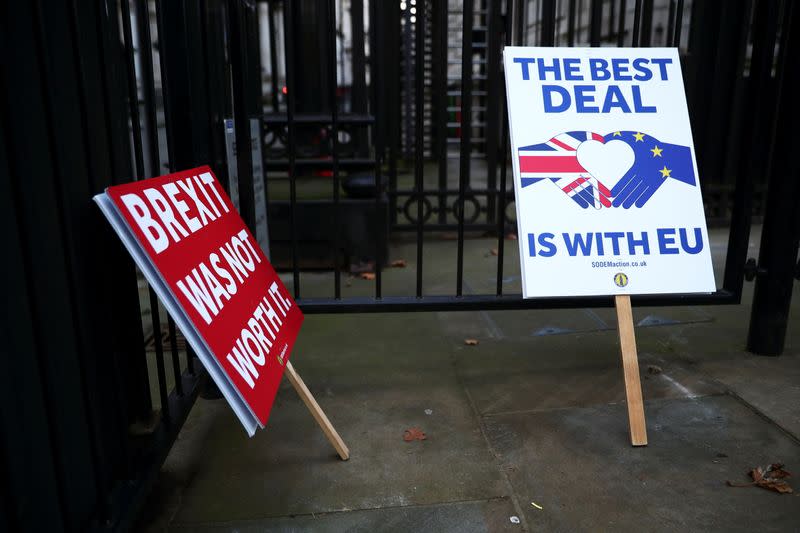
[617,0,627,47]
[283,0,300,298]
[496,0,513,295]
[567,0,576,46]
[666,0,676,47]
[673,0,684,48]
[748,0,799,356]
[541,0,556,45]
[514,0,524,45]
[435,0,448,225]
[148,291,170,421]
[326,0,341,298]
[608,0,616,41]
[388,3,399,226]
[226,0,258,232]
[135,0,159,178]
[369,0,384,298]
[152,1,188,391]
[414,0,426,297]
[124,0,184,399]
[723,0,778,296]
[351,0,368,156]
[589,0,603,46]
[267,0,280,113]
[167,321,183,396]
[640,0,653,47]
[631,0,642,46]
[485,0,502,225]
[152,0,180,420]
[456,0,473,297]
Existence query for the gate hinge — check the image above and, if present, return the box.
[744,258,767,282]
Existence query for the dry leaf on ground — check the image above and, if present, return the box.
[506,233,518,240]
[727,463,793,494]
[464,338,479,346]
[647,365,663,375]
[489,248,499,256]
[391,259,407,268]
[403,428,427,442]
[359,272,376,280]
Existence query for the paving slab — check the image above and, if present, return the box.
[483,396,800,532]
[169,498,520,533]
[452,328,725,416]
[698,353,800,438]
[167,313,509,525]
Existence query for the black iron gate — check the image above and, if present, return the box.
[2,1,798,532]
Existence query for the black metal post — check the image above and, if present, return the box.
[415,0,426,296]
[456,0,473,296]
[723,0,779,297]
[589,0,602,46]
[747,1,800,356]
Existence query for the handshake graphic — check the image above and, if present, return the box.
[518,130,696,209]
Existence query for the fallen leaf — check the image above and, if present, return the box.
[647,365,663,375]
[464,338,479,346]
[391,259,407,268]
[506,233,518,240]
[359,272,376,280]
[350,260,375,274]
[489,248,499,256]
[727,463,793,494]
[403,427,426,442]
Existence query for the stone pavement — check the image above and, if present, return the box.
[136,227,800,532]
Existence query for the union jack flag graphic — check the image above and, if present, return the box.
[518,131,612,209]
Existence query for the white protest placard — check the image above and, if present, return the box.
[503,47,715,298]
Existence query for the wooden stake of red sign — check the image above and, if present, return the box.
[614,295,648,446]
[284,362,350,460]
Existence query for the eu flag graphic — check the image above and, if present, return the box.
[518,130,696,209]
[605,131,695,208]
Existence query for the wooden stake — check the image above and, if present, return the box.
[284,361,350,460]
[614,295,648,446]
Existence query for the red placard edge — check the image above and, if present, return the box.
[94,193,261,436]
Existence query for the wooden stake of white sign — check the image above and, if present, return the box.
[284,361,350,460]
[614,295,648,446]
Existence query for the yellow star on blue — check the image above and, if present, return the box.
[659,166,672,178]
[633,132,645,142]
[650,145,663,157]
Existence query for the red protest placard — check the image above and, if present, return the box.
[97,165,302,432]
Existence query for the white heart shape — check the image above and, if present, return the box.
[576,139,635,192]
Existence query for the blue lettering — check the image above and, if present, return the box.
[651,58,672,80]
[657,228,679,254]
[563,58,583,80]
[606,232,624,255]
[632,58,652,81]
[538,233,557,257]
[595,232,605,255]
[537,58,562,80]
[611,58,632,81]
[574,85,599,113]
[563,233,593,256]
[589,58,610,81]
[679,227,704,254]
[632,85,656,113]
[601,85,632,113]
[626,231,650,255]
[513,58,536,80]
[528,233,536,256]
[543,86,571,113]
